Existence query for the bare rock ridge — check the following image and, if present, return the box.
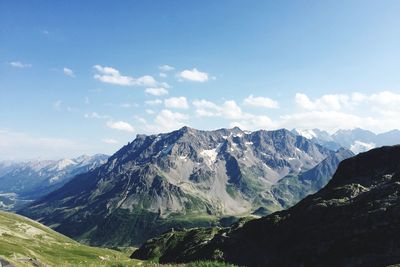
[132,145,400,267]
[20,126,352,246]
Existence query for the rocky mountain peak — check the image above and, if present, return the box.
[20,127,349,246]
[132,145,400,267]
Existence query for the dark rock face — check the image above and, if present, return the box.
[132,145,400,267]
[19,127,348,246]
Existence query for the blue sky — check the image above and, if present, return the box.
[1,0,400,159]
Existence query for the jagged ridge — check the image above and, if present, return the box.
[133,145,400,267]
[20,127,348,246]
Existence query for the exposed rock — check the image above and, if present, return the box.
[20,127,349,246]
[133,145,400,267]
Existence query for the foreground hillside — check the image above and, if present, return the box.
[0,211,135,266]
[21,127,350,246]
[133,145,400,267]
[0,210,237,266]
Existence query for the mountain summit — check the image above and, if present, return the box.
[133,145,400,267]
[21,127,350,246]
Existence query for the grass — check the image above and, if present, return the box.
[0,211,239,267]
[0,211,137,266]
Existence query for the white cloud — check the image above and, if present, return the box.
[139,109,189,133]
[220,100,243,120]
[178,68,209,82]
[159,65,175,72]
[193,99,221,117]
[145,109,155,114]
[192,99,274,130]
[102,138,119,144]
[145,87,169,96]
[145,99,163,106]
[159,73,167,78]
[295,93,350,111]
[63,67,75,77]
[106,121,135,133]
[9,61,31,68]
[93,65,158,87]
[164,97,189,109]
[295,91,400,114]
[281,91,400,133]
[193,99,243,119]
[230,115,274,131]
[84,112,110,119]
[154,109,189,132]
[243,95,279,109]
[278,111,364,133]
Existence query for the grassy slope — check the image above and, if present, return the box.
[0,211,237,267]
[0,211,137,267]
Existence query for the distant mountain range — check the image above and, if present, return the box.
[132,145,400,267]
[0,154,108,210]
[292,128,400,153]
[20,127,353,246]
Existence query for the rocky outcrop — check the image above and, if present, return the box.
[133,145,400,267]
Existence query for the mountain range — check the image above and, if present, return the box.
[292,128,400,154]
[132,145,400,267]
[0,154,108,210]
[20,127,353,246]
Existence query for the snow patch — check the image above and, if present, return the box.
[350,141,376,154]
[200,148,218,165]
[296,129,317,139]
[49,159,76,171]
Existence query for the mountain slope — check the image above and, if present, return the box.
[133,145,400,267]
[20,127,338,246]
[0,154,108,210]
[292,128,341,151]
[271,147,354,209]
[0,211,136,267]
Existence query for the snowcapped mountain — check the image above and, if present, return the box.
[0,154,108,210]
[293,128,400,154]
[292,129,341,151]
[21,127,352,246]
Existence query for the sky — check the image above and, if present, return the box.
[1,0,400,159]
